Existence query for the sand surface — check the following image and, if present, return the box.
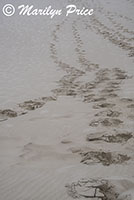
[0,0,134,199]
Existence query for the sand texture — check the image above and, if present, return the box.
[0,0,134,199]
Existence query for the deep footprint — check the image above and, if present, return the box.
[66,179,119,199]
[80,151,130,166]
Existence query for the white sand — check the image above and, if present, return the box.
[0,0,134,199]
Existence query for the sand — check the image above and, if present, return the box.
[0,0,134,199]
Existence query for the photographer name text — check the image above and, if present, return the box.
[2,4,94,18]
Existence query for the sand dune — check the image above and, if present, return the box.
[0,0,134,199]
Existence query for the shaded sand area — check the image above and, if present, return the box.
[0,0,134,199]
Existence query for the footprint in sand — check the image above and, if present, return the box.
[66,178,134,200]
[95,110,121,118]
[86,131,133,143]
[19,96,56,111]
[0,109,17,118]
[127,104,134,109]
[93,103,115,109]
[80,151,130,166]
[89,118,123,127]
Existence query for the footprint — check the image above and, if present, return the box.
[101,118,123,127]
[127,104,134,108]
[89,118,123,127]
[0,109,17,118]
[120,98,134,103]
[19,100,45,111]
[80,151,130,166]
[66,178,133,200]
[86,132,133,143]
[66,179,107,199]
[93,103,115,109]
[95,110,121,118]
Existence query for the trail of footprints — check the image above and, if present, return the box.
[82,0,134,57]
[15,16,134,199]
[0,96,57,121]
[72,20,99,72]
[77,68,134,167]
[98,0,134,23]
[0,3,134,198]
[90,16,134,57]
[48,13,134,199]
